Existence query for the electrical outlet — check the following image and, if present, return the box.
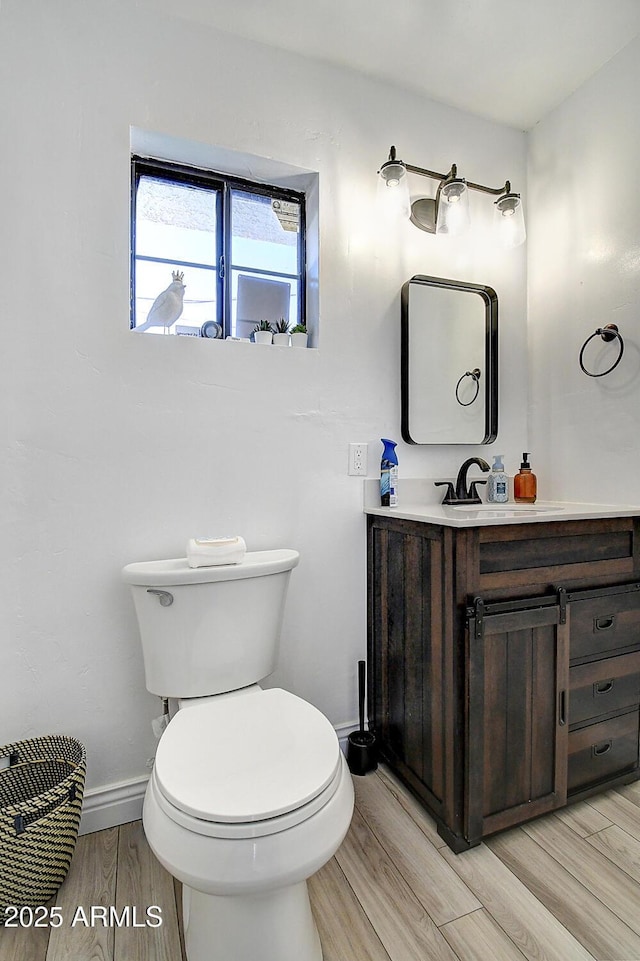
[348,443,368,476]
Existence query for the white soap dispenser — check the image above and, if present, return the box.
[487,454,509,503]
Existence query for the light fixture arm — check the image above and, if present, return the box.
[381,145,511,196]
[404,159,510,198]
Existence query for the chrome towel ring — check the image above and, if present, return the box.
[455,368,481,406]
[579,324,624,378]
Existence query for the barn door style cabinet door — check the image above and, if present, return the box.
[465,595,569,847]
[367,513,640,853]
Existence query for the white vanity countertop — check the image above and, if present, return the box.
[363,479,640,528]
[365,501,640,528]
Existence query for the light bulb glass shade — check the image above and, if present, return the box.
[441,178,467,203]
[377,158,410,220]
[494,192,526,247]
[379,159,405,187]
[436,178,470,235]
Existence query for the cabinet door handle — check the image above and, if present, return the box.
[592,740,612,757]
[558,689,567,726]
[593,615,615,632]
[593,679,614,696]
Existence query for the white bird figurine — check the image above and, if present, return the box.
[136,270,186,332]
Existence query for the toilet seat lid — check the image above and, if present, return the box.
[154,689,341,823]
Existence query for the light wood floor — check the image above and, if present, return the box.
[4,765,640,961]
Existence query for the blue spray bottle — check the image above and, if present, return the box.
[380,438,398,508]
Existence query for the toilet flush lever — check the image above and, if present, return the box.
[147,589,174,607]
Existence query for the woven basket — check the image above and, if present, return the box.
[0,734,86,918]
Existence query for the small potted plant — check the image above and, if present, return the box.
[252,320,274,345]
[273,318,290,346]
[290,324,308,348]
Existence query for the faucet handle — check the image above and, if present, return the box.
[434,481,456,505]
[468,480,487,504]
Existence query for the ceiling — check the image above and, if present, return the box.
[143,0,640,129]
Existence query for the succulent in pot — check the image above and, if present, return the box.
[273,318,291,346]
[252,320,274,344]
[290,324,308,348]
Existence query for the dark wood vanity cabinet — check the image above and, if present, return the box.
[367,513,640,852]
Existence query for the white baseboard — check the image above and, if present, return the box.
[79,775,148,836]
[79,720,360,836]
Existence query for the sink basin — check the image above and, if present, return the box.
[449,504,563,516]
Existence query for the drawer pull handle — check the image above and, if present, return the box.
[593,615,615,632]
[594,679,614,696]
[592,740,612,757]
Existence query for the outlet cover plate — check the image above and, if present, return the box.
[348,443,368,476]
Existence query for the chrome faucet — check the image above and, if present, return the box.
[435,457,491,505]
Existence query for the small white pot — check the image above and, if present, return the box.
[290,332,308,348]
[273,333,290,346]
[253,331,273,345]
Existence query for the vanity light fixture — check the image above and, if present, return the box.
[377,145,526,247]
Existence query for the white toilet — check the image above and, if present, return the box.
[122,548,354,961]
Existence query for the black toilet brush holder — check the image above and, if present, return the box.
[347,660,378,776]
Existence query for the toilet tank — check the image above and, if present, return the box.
[122,549,300,698]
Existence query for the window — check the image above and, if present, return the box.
[131,157,306,339]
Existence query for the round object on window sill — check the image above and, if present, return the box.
[201,321,222,339]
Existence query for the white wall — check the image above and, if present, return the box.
[528,37,640,501]
[0,0,527,793]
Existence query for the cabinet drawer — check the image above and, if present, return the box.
[570,652,640,725]
[568,710,639,793]
[570,591,640,661]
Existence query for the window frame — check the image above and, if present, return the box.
[130,155,307,337]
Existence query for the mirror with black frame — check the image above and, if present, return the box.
[401,275,498,445]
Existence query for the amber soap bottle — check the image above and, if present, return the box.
[514,452,537,503]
